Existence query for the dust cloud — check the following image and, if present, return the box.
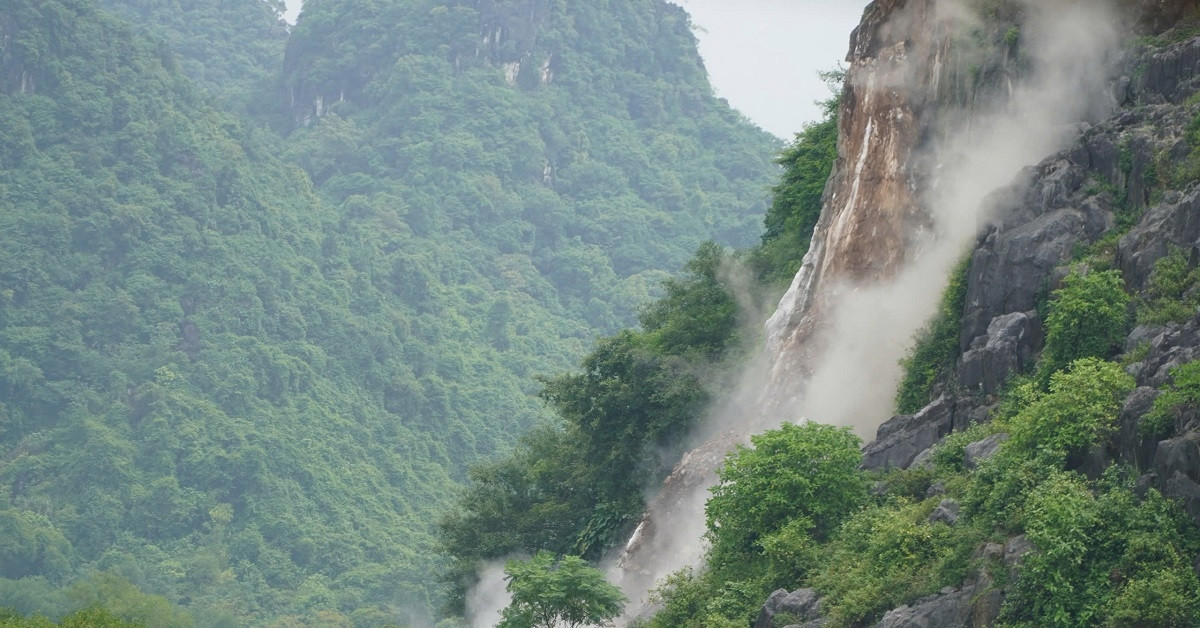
[607,0,1126,622]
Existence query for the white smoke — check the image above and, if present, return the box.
[466,561,511,628]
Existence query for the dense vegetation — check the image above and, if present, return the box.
[637,266,1200,628]
[0,0,783,624]
[437,92,840,615]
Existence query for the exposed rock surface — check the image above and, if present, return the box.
[963,434,1009,470]
[960,312,1042,395]
[862,397,955,470]
[928,500,960,526]
[755,588,824,628]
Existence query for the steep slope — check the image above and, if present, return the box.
[632,1,1200,626]
[280,0,778,332]
[95,0,289,110]
[0,0,780,625]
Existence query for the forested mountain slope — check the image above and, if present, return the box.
[95,0,289,112]
[0,0,780,625]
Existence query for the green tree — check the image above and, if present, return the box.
[498,552,625,628]
[1040,269,1130,380]
[706,422,867,580]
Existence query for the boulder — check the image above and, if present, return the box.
[862,397,955,471]
[1116,387,1161,468]
[959,311,1043,395]
[1003,535,1034,568]
[755,588,822,628]
[963,433,1009,470]
[873,586,976,628]
[928,500,960,526]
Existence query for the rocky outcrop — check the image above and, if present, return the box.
[862,397,955,471]
[963,433,1009,470]
[960,311,1042,395]
[1129,312,1200,388]
[755,588,824,628]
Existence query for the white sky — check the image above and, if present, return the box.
[281,0,869,138]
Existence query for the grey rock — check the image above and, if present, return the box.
[959,311,1042,395]
[961,203,1088,350]
[1117,387,1161,468]
[1004,535,1034,567]
[1126,324,1167,353]
[926,480,947,498]
[755,590,789,628]
[909,446,936,471]
[862,397,955,471]
[963,433,1009,470]
[756,588,822,628]
[1118,187,1200,291]
[1135,35,1200,103]
[1162,470,1200,525]
[1154,430,1200,484]
[928,500,960,526]
[873,586,976,628]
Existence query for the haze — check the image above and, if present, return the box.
[282,0,870,138]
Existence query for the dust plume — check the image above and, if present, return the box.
[609,0,1126,621]
[466,561,511,628]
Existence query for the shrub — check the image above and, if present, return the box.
[498,552,625,628]
[1009,358,1134,460]
[1137,246,1200,325]
[1143,359,1200,438]
[895,256,970,414]
[1039,269,1130,381]
[813,501,982,626]
[706,422,866,578]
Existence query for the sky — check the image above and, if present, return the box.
[281,0,870,138]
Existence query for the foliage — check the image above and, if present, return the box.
[1008,358,1134,460]
[0,0,780,623]
[1039,269,1131,381]
[498,553,625,628]
[751,106,840,286]
[0,606,142,627]
[1001,471,1200,628]
[95,0,288,112]
[813,501,983,626]
[706,423,866,574]
[895,256,971,413]
[1143,360,1200,438]
[1136,246,1200,325]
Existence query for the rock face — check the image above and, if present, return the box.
[862,397,956,471]
[960,312,1042,395]
[755,588,823,628]
[963,434,1009,470]
[766,0,973,383]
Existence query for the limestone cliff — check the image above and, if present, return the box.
[614,0,1200,621]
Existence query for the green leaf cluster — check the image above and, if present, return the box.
[895,255,971,413]
[1136,245,1200,325]
[498,552,625,628]
[1039,269,1131,381]
[0,0,784,623]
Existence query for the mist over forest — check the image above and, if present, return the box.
[4,1,1200,628]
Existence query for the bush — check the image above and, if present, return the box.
[1001,471,1200,627]
[813,501,983,626]
[1143,360,1200,438]
[498,552,625,628]
[895,257,970,414]
[1137,246,1200,325]
[1039,269,1130,380]
[706,423,867,577]
[1009,358,1134,460]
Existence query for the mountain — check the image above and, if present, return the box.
[442,0,1200,626]
[0,0,781,625]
